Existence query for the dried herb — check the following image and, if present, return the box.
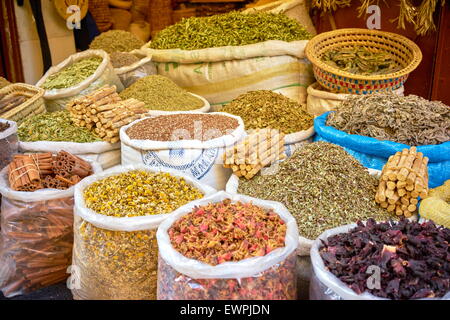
[110,52,140,68]
[321,47,400,75]
[221,90,313,134]
[319,219,450,299]
[89,30,144,54]
[0,122,10,133]
[150,11,312,50]
[238,142,396,239]
[126,114,238,141]
[119,75,204,111]
[18,111,101,143]
[169,199,287,266]
[327,94,450,146]
[41,57,103,90]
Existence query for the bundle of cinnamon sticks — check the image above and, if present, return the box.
[375,147,429,217]
[0,92,28,115]
[67,85,148,143]
[8,151,92,191]
[223,129,286,180]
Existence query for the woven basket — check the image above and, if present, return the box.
[305,28,422,94]
[0,83,46,124]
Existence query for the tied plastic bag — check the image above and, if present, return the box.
[114,49,156,88]
[71,165,216,300]
[0,159,102,298]
[36,50,123,112]
[156,191,299,300]
[120,113,246,190]
[309,223,450,300]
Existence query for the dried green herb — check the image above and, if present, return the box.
[238,142,396,239]
[89,30,144,54]
[110,52,140,68]
[327,94,450,146]
[41,57,103,90]
[18,110,101,143]
[150,11,312,50]
[221,90,313,134]
[119,75,204,111]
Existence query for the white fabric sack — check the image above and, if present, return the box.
[36,50,124,112]
[157,190,299,279]
[120,112,246,190]
[114,49,157,88]
[307,82,405,117]
[146,93,211,116]
[309,222,450,300]
[142,40,314,110]
[18,141,121,170]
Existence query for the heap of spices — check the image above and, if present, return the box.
[18,111,101,143]
[327,94,450,146]
[126,113,238,141]
[119,75,204,111]
[110,52,140,68]
[0,122,10,133]
[419,180,450,228]
[0,93,28,115]
[321,47,400,75]
[238,142,395,239]
[221,90,313,134]
[319,219,450,300]
[89,30,144,54]
[150,11,312,50]
[41,57,103,90]
[0,121,18,175]
[74,170,204,300]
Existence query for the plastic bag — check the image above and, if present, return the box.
[36,50,123,111]
[114,49,156,88]
[309,223,450,300]
[71,165,216,300]
[120,113,246,190]
[156,191,299,300]
[0,159,102,298]
[314,112,450,188]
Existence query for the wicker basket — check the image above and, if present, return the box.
[305,28,422,94]
[0,83,46,123]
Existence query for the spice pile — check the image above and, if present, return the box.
[327,94,450,146]
[110,52,140,68]
[119,75,204,111]
[126,114,239,142]
[67,85,147,143]
[89,30,144,54]
[238,142,394,239]
[150,11,312,50]
[376,147,428,217]
[0,121,10,133]
[419,180,450,228]
[8,151,92,191]
[18,111,101,143]
[223,129,286,179]
[0,92,28,115]
[321,47,400,75]
[41,57,103,90]
[319,219,450,299]
[221,91,313,134]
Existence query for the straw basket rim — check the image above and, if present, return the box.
[0,82,45,120]
[305,28,422,81]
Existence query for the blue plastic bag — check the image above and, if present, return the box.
[314,112,450,188]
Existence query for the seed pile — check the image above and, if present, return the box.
[169,199,287,266]
[119,75,204,111]
[89,30,144,54]
[221,90,313,134]
[327,94,450,146]
[322,47,400,75]
[319,219,450,300]
[110,52,140,68]
[126,114,239,141]
[0,122,10,133]
[238,142,395,239]
[150,11,312,50]
[41,57,103,90]
[18,111,101,143]
[83,170,204,217]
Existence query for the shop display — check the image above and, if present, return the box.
[110,52,140,68]
[317,219,449,299]
[223,129,286,179]
[221,90,313,134]
[119,75,205,112]
[238,142,394,240]
[326,94,450,146]
[89,30,144,53]
[419,180,450,228]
